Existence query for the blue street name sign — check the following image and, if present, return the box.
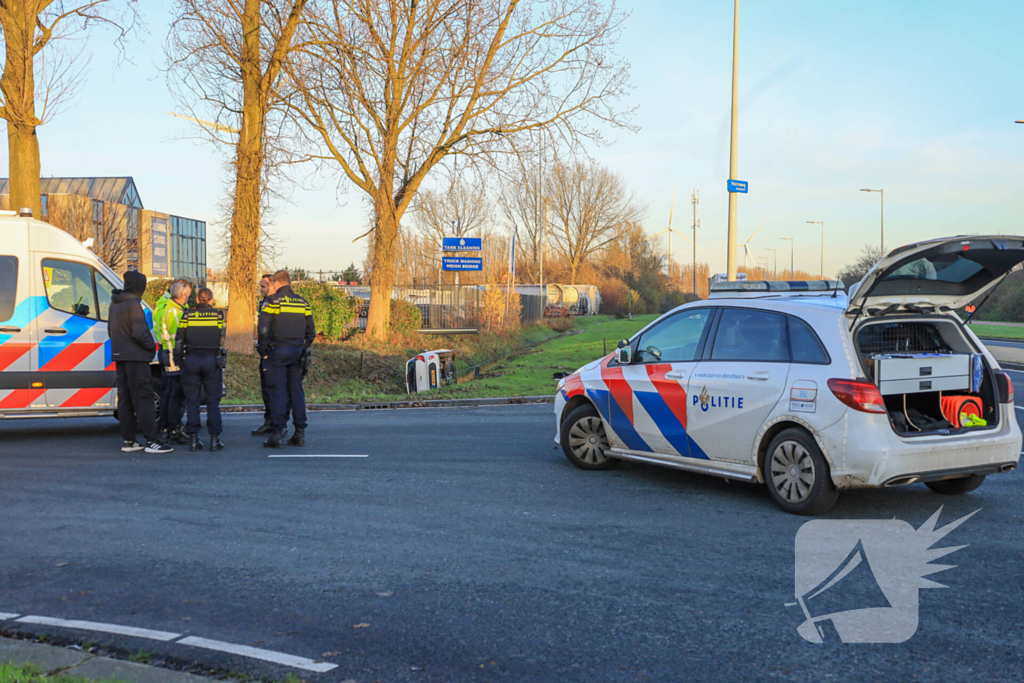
[727,179,749,194]
[442,256,483,271]
[442,237,483,252]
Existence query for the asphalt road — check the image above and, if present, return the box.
[2,398,1023,682]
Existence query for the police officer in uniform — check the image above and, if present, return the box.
[174,287,226,452]
[252,274,276,436]
[258,270,315,448]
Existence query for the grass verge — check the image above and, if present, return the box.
[0,663,124,683]
[223,316,620,404]
[968,323,1024,341]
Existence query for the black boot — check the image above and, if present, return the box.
[170,426,190,444]
[189,434,204,452]
[263,431,286,449]
[251,423,273,436]
[210,436,225,452]
[287,428,306,447]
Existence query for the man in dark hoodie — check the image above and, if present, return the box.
[109,271,173,454]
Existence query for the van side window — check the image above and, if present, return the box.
[711,308,790,362]
[94,271,116,321]
[0,255,17,322]
[42,259,97,319]
[635,308,712,363]
[788,315,830,364]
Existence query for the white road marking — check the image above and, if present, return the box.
[176,636,338,673]
[16,616,180,641]
[0,612,19,620]
[267,454,369,458]
[1015,406,1024,412]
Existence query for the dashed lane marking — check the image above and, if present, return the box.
[267,454,369,458]
[6,612,339,673]
[16,616,181,641]
[176,636,338,673]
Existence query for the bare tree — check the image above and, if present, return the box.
[413,179,491,248]
[547,161,645,283]
[285,0,634,339]
[836,245,884,288]
[166,0,309,353]
[0,1,137,218]
[46,194,128,270]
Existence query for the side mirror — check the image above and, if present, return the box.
[616,345,632,365]
[617,338,629,349]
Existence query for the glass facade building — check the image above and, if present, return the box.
[169,216,207,285]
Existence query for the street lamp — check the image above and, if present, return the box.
[860,188,884,253]
[764,247,777,281]
[806,221,824,280]
[539,188,566,293]
[779,237,794,279]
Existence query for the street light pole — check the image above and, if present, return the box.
[806,221,824,280]
[726,0,740,281]
[764,247,777,280]
[860,188,884,253]
[780,237,794,279]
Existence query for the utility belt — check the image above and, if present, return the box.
[184,347,228,369]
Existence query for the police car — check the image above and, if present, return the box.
[555,236,1023,514]
[0,210,155,419]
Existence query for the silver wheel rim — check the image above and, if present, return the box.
[568,416,609,465]
[770,440,816,504]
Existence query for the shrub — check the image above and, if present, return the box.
[291,280,359,339]
[390,299,422,335]
[143,277,174,308]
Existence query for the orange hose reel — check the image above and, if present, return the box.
[941,395,983,428]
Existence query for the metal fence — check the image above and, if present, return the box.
[336,284,547,332]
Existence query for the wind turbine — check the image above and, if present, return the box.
[649,188,705,272]
[165,111,241,135]
[738,219,768,269]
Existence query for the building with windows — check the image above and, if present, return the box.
[0,177,208,285]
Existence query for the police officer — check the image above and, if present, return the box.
[157,280,191,445]
[258,270,315,448]
[174,287,226,452]
[251,273,291,435]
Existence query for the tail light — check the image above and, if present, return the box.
[995,370,1014,404]
[828,378,887,414]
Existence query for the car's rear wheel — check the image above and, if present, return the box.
[560,403,620,470]
[925,474,986,495]
[764,428,838,515]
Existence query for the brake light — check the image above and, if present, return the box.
[995,370,1014,404]
[828,378,888,414]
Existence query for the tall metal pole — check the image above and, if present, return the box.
[861,188,884,253]
[692,190,699,294]
[726,0,739,281]
[765,247,777,281]
[542,198,549,298]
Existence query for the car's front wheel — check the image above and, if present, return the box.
[764,428,838,515]
[560,403,620,470]
[925,474,986,495]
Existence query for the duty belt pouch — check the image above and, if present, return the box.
[216,348,228,369]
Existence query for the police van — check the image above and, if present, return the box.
[0,210,154,419]
[555,236,1023,514]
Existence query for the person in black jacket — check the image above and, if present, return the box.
[109,271,172,454]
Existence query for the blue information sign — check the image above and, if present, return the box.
[727,179,749,194]
[442,237,482,252]
[442,256,483,271]
[151,218,170,276]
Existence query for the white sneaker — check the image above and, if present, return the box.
[145,441,173,454]
[121,440,144,453]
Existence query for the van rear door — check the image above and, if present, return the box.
[847,236,1024,316]
[0,222,44,411]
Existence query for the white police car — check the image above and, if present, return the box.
[555,236,1023,514]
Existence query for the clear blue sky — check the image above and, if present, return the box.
[3,0,1023,277]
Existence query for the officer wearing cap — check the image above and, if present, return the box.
[258,270,316,448]
[174,287,226,452]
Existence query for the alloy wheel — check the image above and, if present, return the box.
[770,440,816,504]
[568,416,610,466]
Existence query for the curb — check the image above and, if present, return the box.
[220,395,554,413]
[0,636,215,683]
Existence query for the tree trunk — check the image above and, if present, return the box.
[224,0,266,354]
[366,190,400,339]
[1,1,43,219]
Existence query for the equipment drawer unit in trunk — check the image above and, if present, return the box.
[873,354,971,396]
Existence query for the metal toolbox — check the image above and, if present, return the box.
[872,354,971,396]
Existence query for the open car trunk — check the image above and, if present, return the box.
[854,317,1000,436]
